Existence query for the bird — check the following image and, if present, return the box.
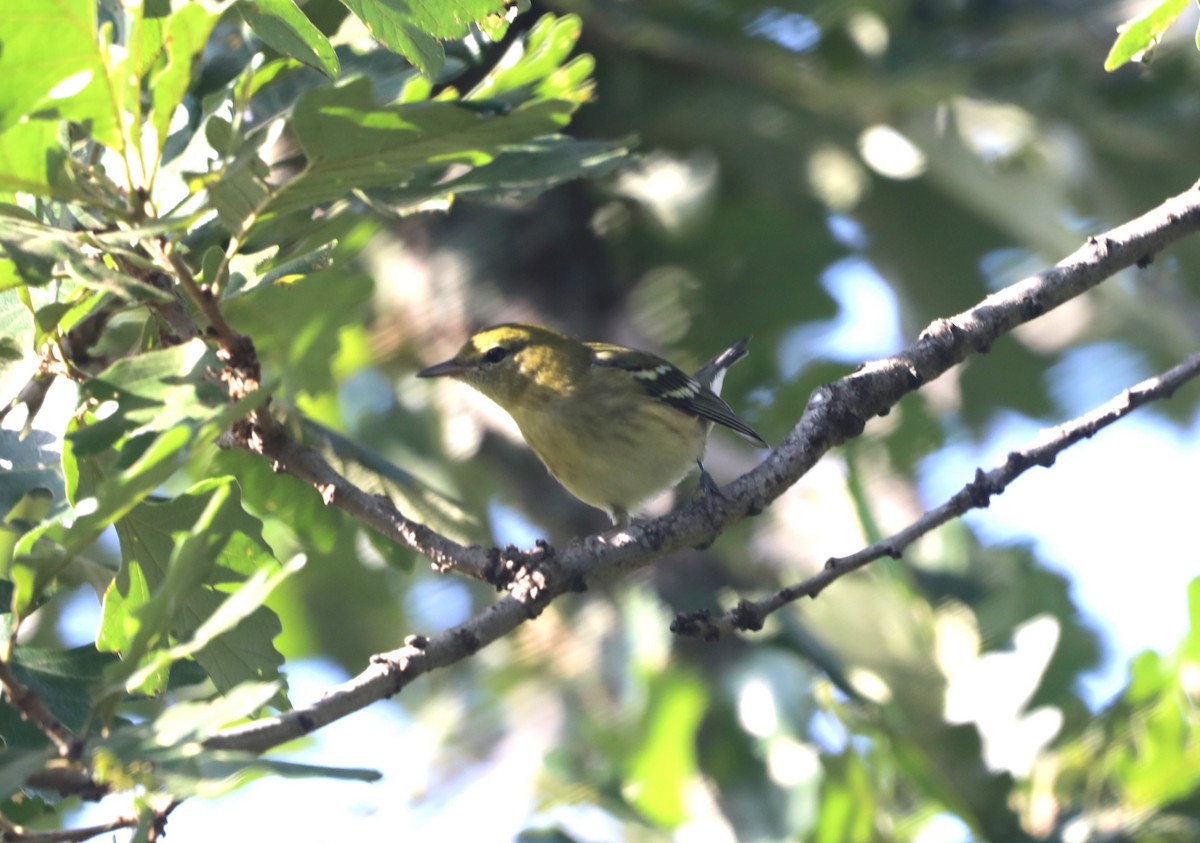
[418,323,767,527]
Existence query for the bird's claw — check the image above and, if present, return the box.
[696,461,725,501]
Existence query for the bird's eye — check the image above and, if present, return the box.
[484,346,508,364]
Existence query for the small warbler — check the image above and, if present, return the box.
[418,323,767,526]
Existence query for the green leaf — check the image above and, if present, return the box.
[1114,677,1200,807]
[0,212,67,287]
[147,5,220,162]
[364,136,631,211]
[205,148,275,236]
[33,302,73,346]
[0,487,53,525]
[0,214,172,300]
[0,290,34,394]
[98,478,288,700]
[0,120,77,202]
[102,478,246,691]
[0,744,56,802]
[207,14,594,232]
[62,256,176,304]
[815,752,877,843]
[8,644,118,732]
[0,487,54,574]
[1185,576,1200,662]
[339,0,507,77]
[1104,0,1192,70]
[155,681,284,745]
[624,669,708,827]
[122,555,304,694]
[210,448,345,558]
[0,791,54,827]
[10,426,191,617]
[0,431,64,526]
[467,14,593,105]
[86,682,379,798]
[145,747,381,798]
[239,0,340,79]
[69,339,235,456]
[0,258,21,292]
[7,532,71,619]
[79,682,374,802]
[225,241,341,296]
[268,81,577,215]
[222,266,372,394]
[0,0,124,149]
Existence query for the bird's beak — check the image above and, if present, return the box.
[417,359,468,379]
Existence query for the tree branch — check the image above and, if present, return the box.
[673,351,1200,638]
[143,238,238,349]
[0,800,177,843]
[204,180,1200,755]
[0,655,77,760]
[0,816,135,843]
[235,425,496,580]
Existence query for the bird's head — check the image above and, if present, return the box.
[417,323,586,407]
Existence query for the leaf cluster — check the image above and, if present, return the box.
[0,0,619,833]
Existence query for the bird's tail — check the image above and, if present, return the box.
[693,337,752,395]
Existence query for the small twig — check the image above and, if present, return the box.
[203,538,565,754]
[144,239,239,347]
[672,351,1200,639]
[233,425,495,581]
[0,372,56,434]
[21,766,105,800]
[209,232,243,299]
[0,656,77,758]
[0,782,176,841]
[0,814,137,843]
[145,799,180,843]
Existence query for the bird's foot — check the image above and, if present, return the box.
[696,461,725,502]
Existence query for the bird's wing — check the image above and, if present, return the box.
[590,343,767,447]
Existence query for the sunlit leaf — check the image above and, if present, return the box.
[122,555,303,694]
[815,752,877,843]
[339,0,507,76]
[147,5,220,161]
[1104,0,1192,70]
[0,120,78,202]
[98,478,287,701]
[467,14,594,105]
[0,0,124,148]
[221,267,372,395]
[69,339,236,456]
[240,0,340,79]
[208,15,596,232]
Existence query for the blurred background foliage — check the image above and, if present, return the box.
[294,2,1200,837]
[3,0,1200,840]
